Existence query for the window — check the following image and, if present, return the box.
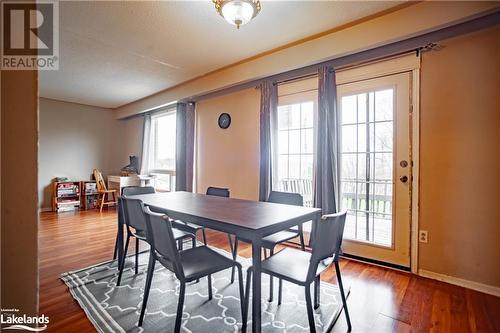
[275,102,314,206]
[149,111,176,191]
[273,79,318,208]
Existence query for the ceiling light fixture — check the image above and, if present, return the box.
[213,0,261,29]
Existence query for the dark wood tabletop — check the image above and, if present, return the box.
[131,191,321,237]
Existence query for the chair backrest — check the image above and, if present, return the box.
[122,186,155,196]
[206,186,230,197]
[268,191,303,206]
[311,211,347,263]
[93,169,107,192]
[121,197,148,232]
[143,206,184,279]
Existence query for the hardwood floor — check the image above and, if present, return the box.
[39,209,500,333]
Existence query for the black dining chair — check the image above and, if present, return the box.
[205,187,240,282]
[230,191,306,298]
[139,205,245,332]
[116,196,196,286]
[112,186,156,262]
[242,211,351,333]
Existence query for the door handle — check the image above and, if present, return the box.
[399,175,408,183]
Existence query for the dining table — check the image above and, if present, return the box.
[116,191,322,333]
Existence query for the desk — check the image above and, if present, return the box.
[107,175,140,194]
[118,191,321,333]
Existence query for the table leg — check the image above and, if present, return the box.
[252,237,262,333]
[308,214,320,247]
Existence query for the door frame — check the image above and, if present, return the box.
[336,53,421,273]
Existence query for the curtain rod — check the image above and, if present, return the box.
[179,10,498,104]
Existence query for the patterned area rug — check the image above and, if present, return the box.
[61,245,348,332]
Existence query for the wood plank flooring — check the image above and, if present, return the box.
[39,209,500,332]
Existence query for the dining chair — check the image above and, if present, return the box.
[230,191,306,298]
[164,189,222,246]
[112,186,156,262]
[242,211,351,333]
[116,197,196,286]
[93,168,118,212]
[139,206,245,332]
[205,187,240,282]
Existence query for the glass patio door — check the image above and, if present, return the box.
[337,72,411,268]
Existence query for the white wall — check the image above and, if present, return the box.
[38,98,142,209]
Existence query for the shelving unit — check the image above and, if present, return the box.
[81,180,99,210]
[52,181,81,212]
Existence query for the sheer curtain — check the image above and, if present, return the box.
[313,66,340,214]
[139,114,152,175]
[259,80,278,201]
[175,102,195,192]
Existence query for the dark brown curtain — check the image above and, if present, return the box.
[175,102,195,192]
[313,66,339,214]
[259,80,278,201]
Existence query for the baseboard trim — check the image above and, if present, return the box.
[418,269,500,297]
[39,207,52,213]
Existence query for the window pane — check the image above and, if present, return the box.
[300,155,313,179]
[278,155,288,180]
[357,153,366,180]
[289,129,300,154]
[301,102,314,128]
[342,125,357,152]
[375,89,393,121]
[358,123,366,152]
[289,104,301,129]
[289,155,300,179]
[374,153,393,181]
[344,212,356,240]
[369,92,375,122]
[278,131,288,154]
[357,93,367,123]
[155,113,176,170]
[374,122,393,152]
[301,128,313,154]
[341,154,356,180]
[341,182,357,210]
[341,95,357,124]
[278,105,291,130]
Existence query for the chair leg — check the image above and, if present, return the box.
[314,275,320,309]
[190,236,199,284]
[117,234,130,286]
[135,237,139,275]
[304,284,317,333]
[242,268,252,333]
[174,283,186,333]
[138,252,156,326]
[268,248,274,302]
[335,261,352,332]
[207,274,213,300]
[236,265,245,324]
[231,237,239,284]
[278,278,283,305]
[99,193,104,212]
[299,226,306,251]
[201,228,207,245]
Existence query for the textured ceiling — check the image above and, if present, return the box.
[39,1,403,109]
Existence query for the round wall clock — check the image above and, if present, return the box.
[218,113,231,129]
